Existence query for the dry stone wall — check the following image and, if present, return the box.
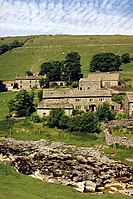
[101,120,133,148]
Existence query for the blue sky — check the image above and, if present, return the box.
[0,0,133,36]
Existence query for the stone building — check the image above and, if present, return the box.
[15,76,43,89]
[37,89,119,117]
[79,73,119,90]
[124,92,133,117]
[2,80,15,91]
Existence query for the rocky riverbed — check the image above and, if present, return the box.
[0,137,133,196]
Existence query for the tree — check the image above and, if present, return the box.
[38,90,43,102]
[25,71,33,76]
[0,44,9,55]
[47,108,65,128]
[68,112,99,134]
[8,89,36,116]
[39,77,49,88]
[39,61,63,81]
[0,80,7,92]
[121,53,131,64]
[62,52,81,83]
[9,40,23,50]
[90,53,121,72]
[96,103,114,122]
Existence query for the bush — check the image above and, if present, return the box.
[30,113,41,123]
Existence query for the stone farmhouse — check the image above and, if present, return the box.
[37,89,119,117]
[15,75,43,90]
[124,92,133,117]
[79,73,119,90]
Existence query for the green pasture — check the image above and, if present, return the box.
[0,91,17,120]
[0,35,133,80]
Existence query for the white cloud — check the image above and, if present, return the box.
[0,0,133,36]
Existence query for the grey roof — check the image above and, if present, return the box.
[87,73,119,81]
[38,99,73,109]
[15,76,43,80]
[43,89,112,99]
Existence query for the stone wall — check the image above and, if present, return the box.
[101,120,133,148]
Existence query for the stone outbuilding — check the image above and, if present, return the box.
[79,72,119,90]
[124,92,133,117]
[15,75,44,90]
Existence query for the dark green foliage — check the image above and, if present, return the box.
[72,109,84,116]
[96,103,114,122]
[0,80,7,92]
[39,61,63,81]
[39,52,81,85]
[90,53,121,72]
[25,71,33,76]
[0,44,9,55]
[8,89,36,117]
[63,52,81,83]
[47,108,100,134]
[112,93,124,104]
[48,108,65,128]
[39,77,50,88]
[121,53,131,64]
[0,40,23,55]
[68,112,99,134]
[38,90,43,102]
[9,40,23,50]
[29,113,41,123]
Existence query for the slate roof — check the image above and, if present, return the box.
[15,76,43,80]
[43,90,112,99]
[87,72,119,81]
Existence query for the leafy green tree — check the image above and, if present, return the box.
[47,108,65,128]
[121,53,131,64]
[90,53,121,72]
[68,112,99,134]
[38,90,43,102]
[8,89,36,117]
[39,77,49,88]
[25,71,33,76]
[96,103,114,122]
[0,44,9,55]
[39,61,63,81]
[62,52,81,83]
[9,40,23,50]
[0,80,7,92]
[112,93,124,104]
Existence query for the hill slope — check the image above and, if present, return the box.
[0,35,133,80]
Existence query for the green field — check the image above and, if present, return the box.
[0,35,133,80]
[0,91,18,120]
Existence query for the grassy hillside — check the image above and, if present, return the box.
[0,35,133,80]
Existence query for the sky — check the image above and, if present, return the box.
[0,0,133,36]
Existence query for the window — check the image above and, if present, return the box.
[30,80,31,83]
[99,98,104,101]
[20,81,22,84]
[89,98,93,102]
[20,85,22,88]
[35,80,37,83]
[76,99,81,102]
[75,106,81,109]
[87,87,90,90]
